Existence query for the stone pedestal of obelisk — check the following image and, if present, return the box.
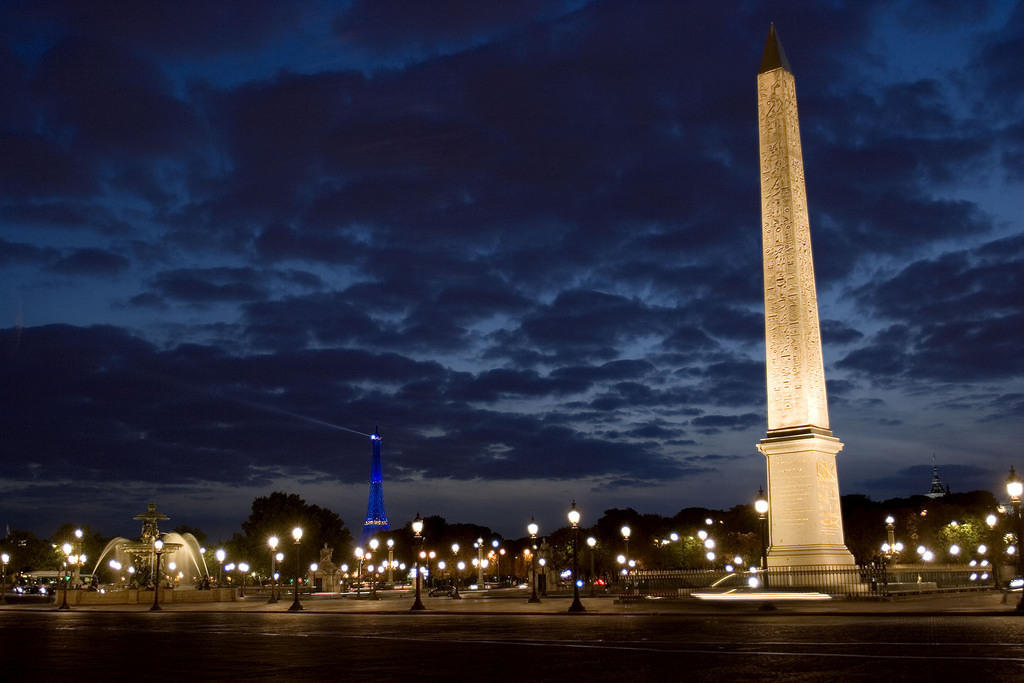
[755,25,854,567]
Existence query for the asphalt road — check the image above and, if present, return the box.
[4,609,1024,681]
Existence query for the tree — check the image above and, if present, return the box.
[238,492,353,575]
[49,523,109,571]
[0,530,54,573]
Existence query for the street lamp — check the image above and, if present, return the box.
[354,546,366,597]
[489,539,502,585]
[387,539,395,585]
[620,525,632,594]
[411,513,426,611]
[884,515,896,558]
[58,542,73,610]
[275,552,283,597]
[450,543,462,599]
[1,552,9,604]
[754,486,770,572]
[215,548,226,586]
[238,562,249,597]
[586,536,597,597]
[369,539,380,599]
[527,518,540,603]
[753,487,770,591]
[151,539,164,611]
[567,501,585,613]
[986,513,1000,587]
[1006,467,1024,612]
[289,526,303,612]
[267,536,279,603]
[474,538,484,585]
[71,529,84,588]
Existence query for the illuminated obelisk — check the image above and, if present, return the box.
[755,25,854,567]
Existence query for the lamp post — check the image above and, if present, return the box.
[586,537,597,597]
[1,552,8,604]
[411,513,426,611]
[369,539,380,599]
[354,547,365,597]
[1006,467,1024,612]
[289,526,304,611]
[489,540,500,585]
[71,529,83,588]
[753,487,770,583]
[238,562,249,597]
[620,525,631,594]
[275,552,283,599]
[387,539,395,585]
[474,538,484,585]
[267,536,279,603]
[885,515,896,555]
[215,548,226,586]
[150,539,164,611]
[567,501,585,613]
[58,542,72,610]
[527,518,540,603]
[450,543,462,599]
[986,513,1000,588]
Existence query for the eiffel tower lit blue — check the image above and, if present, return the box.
[361,427,389,543]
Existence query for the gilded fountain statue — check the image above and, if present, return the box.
[92,503,209,589]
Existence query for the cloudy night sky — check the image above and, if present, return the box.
[1,1,1022,541]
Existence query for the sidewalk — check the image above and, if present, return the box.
[3,589,1020,616]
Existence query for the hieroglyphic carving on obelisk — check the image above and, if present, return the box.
[755,24,854,567]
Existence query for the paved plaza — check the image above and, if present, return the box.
[3,586,1017,615]
[4,590,1024,681]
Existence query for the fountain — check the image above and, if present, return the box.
[91,503,210,589]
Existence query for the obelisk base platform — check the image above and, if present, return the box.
[757,429,855,567]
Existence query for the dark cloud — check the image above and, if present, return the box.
[0,131,95,199]
[551,359,655,383]
[857,462,992,495]
[50,247,129,275]
[0,322,707,496]
[821,319,864,346]
[332,0,580,62]
[690,413,761,435]
[971,1,1024,114]
[1,1,304,56]
[697,358,764,408]
[686,454,742,462]
[33,37,199,158]
[150,268,271,304]
[840,235,1024,384]
[520,290,668,354]
[0,237,57,265]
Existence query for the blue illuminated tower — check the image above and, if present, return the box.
[362,428,389,543]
